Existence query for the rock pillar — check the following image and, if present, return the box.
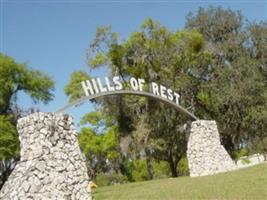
[0,112,92,200]
[187,120,236,177]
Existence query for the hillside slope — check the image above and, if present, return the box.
[94,163,267,200]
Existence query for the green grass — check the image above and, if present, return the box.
[93,163,267,200]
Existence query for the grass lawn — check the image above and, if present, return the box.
[93,163,267,200]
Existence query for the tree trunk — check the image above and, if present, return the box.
[0,158,18,190]
[167,151,178,177]
[86,161,96,180]
[169,159,178,177]
[145,148,154,180]
[221,134,235,155]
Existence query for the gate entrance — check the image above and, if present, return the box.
[0,77,237,200]
[56,76,199,121]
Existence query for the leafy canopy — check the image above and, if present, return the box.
[0,53,54,114]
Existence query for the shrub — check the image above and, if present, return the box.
[177,157,189,176]
[231,148,249,160]
[131,159,148,181]
[153,161,171,179]
[128,159,173,181]
[95,172,128,186]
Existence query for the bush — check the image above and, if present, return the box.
[153,161,171,179]
[231,148,249,160]
[126,159,172,181]
[122,158,135,182]
[95,172,128,186]
[177,157,189,176]
[131,159,148,181]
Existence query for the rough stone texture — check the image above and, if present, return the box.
[187,120,236,177]
[0,112,91,200]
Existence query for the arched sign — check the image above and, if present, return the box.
[56,76,199,120]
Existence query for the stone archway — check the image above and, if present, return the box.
[55,89,236,176]
[0,93,236,199]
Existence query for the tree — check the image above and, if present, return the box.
[0,115,19,188]
[186,6,267,154]
[0,54,54,115]
[64,70,91,102]
[84,19,212,177]
[65,7,267,180]
[78,111,120,179]
[0,53,54,189]
[248,21,267,80]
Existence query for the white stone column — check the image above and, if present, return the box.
[0,112,92,200]
[187,120,236,177]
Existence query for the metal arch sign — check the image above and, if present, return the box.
[56,76,199,120]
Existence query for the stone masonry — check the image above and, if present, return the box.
[0,112,92,200]
[187,120,236,177]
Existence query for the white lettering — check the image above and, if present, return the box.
[138,78,145,91]
[174,92,180,105]
[160,85,167,99]
[130,77,139,91]
[151,82,159,95]
[91,78,99,94]
[113,76,123,90]
[105,77,115,91]
[167,88,174,101]
[97,78,107,92]
[81,76,180,106]
[81,80,94,96]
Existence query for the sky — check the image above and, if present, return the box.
[1,0,267,125]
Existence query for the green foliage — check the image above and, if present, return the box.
[80,111,114,132]
[0,115,19,160]
[119,158,134,182]
[173,30,204,53]
[79,127,101,156]
[186,6,267,153]
[79,126,119,161]
[95,173,110,187]
[231,148,249,160]
[122,159,171,182]
[80,111,105,132]
[130,159,148,182]
[64,70,91,102]
[88,26,118,69]
[186,6,243,42]
[0,53,54,113]
[249,137,267,155]
[95,172,128,186]
[78,111,120,178]
[89,53,109,68]
[153,161,171,179]
[248,21,267,79]
[177,157,189,176]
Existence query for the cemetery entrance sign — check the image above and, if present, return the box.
[1,76,237,200]
[56,76,199,120]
